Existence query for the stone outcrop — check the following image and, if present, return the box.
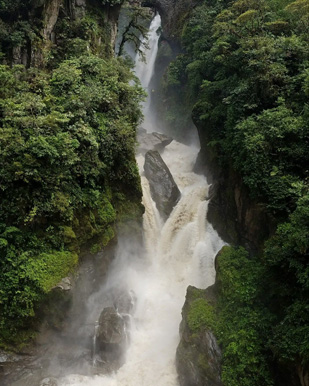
[95,307,127,370]
[176,286,222,386]
[142,0,198,44]
[111,289,136,315]
[97,307,127,348]
[194,120,275,253]
[144,150,181,219]
[137,128,173,155]
[7,0,121,67]
[42,0,63,40]
[93,288,136,372]
[52,277,72,291]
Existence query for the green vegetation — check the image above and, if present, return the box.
[213,242,309,385]
[264,195,309,371]
[187,298,215,333]
[215,247,274,386]
[0,1,144,346]
[164,0,309,384]
[165,0,309,211]
[117,5,151,60]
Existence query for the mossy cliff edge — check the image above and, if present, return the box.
[0,0,144,348]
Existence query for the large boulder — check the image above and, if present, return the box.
[95,307,127,367]
[144,150,181,219]
[97,307,127,347]
[138,129,173,155]
[176,286,222,386]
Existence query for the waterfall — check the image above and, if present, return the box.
[0,14,225,386]
[92,323,99,367]
[135,13,161,133]
[56,15,224,386]
[135,14,161,90]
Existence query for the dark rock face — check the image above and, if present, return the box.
[206,172,273,252]
[143,0,198,44]
[176,286,222,386]
[137,129,173,155]
[194,119,274,253]
[144,150,181,219]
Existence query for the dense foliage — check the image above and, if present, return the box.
[216,247,274,386]
[188,244,308,385]
[166,0,309,215]
[0,1,144,345]
[164,0,309,384]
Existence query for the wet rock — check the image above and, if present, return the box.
[97,307,126,346]
[176,286,222,386]
[52,277,72,291]
[138,130,173,155]
[0,351,22,364]
[144,150,181,219]
[112,289,136,315]
[40,378,59,386]
[95,307,127,368]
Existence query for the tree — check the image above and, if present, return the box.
[117,5,152,60]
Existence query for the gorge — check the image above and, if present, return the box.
[1,14,225,385]
[0,1,308,386]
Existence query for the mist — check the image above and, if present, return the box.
[7,13,224,386]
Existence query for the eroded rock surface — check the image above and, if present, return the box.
[144,150,180,219]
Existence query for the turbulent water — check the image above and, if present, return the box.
[4,14,224,386]
[56,14,224,386]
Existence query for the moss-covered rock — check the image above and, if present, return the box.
[176,286,222,386]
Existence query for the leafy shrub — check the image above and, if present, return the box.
[0,49,144,345]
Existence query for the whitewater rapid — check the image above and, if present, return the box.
[55,13,225,386]
[58,139,224,386]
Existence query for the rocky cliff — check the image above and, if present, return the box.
[0,0,144,354]
[149,1,279,385]
[2,0,121,67]
[176,286,222,386]
[149,0,274,252]
[142,0,197,44]
[194,121,275,253]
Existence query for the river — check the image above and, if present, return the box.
[5,14,224,386]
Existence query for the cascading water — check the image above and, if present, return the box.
[56,14,224,386]
[3,14,224,386]
[135,14,161,90]
[135,14,161,133]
